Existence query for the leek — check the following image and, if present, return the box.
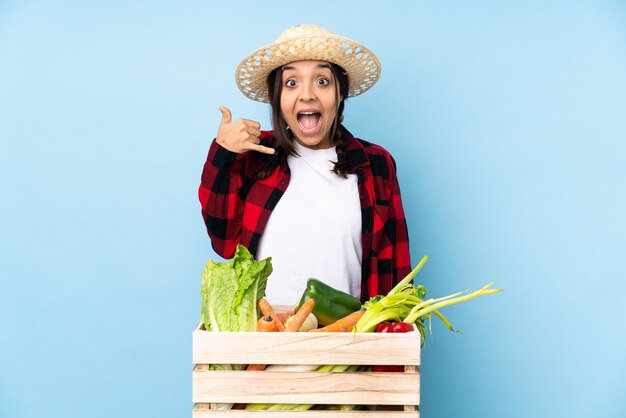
[354,256,503,339]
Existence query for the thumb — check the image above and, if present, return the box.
[218,106,232,124]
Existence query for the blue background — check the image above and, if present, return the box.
[1,1,625,417]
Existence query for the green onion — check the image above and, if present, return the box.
[354,256,503,338]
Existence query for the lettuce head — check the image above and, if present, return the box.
[200,244,272,332]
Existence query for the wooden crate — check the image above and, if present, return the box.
[192,319,421,417]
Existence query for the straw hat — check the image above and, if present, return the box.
[235,24,381,103]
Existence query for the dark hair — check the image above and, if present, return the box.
[255,62,350,179]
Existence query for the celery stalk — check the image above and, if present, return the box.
[388,255,429,296]
[403,283,502,324]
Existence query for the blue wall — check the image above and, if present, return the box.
[1,1,624,417]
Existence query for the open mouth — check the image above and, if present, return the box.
[297,111,322,135]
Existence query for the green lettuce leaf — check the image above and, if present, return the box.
[200,244,272,332]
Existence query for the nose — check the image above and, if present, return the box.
[299,82,316,102]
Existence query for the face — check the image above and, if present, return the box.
[280,60,340,150]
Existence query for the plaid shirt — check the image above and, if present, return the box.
[199,130,411,301]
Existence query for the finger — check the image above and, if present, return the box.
[247,126,262,137]
[241,119,261,129]
[248,143,275,155]
[218,106,232,124]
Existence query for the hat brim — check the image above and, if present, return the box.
[235,33,381,103]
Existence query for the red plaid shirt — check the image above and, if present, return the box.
[199,130,411,301]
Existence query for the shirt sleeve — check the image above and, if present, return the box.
[388,156,412,284]
[198,139,245,259]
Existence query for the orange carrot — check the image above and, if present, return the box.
[247,312,279,372]
[284,298,315,332]
[256,314,277,332]
[258,298,285,331]
[246,363,267,371]
[308,310,365,332]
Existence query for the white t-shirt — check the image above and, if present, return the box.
[256,141,362,306]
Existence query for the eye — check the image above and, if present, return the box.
[285,79,297,88]
[317,77,330,86]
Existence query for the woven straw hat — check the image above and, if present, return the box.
[235,24,381,103]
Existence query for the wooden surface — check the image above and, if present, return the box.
[193,407,419,418]
[193,322,421,366]
[192,369,420,405]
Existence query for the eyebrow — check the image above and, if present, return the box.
[282,63,332,73]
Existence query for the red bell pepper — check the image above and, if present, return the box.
[372,322,415,372]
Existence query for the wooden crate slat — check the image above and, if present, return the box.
[193,327,421,365]
[192,406,419,417]
[192,370,420,405]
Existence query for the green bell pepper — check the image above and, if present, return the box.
[297,278,362,326]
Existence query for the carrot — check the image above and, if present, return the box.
[309,310,365,332]
[258,298,285,331]
[284,298,315,332]
[247,313,278,372]
[256,313,277,332]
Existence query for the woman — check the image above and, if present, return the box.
[199,24,411,304]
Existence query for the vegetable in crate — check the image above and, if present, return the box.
[200,244,272,332]
[308,309,364,332]
[284,298,316,332]
[256,314,278,332]
[354,255,504,342]
[297,278,362,326]
[199,244,273,411]
[292,312,318,332]
[372,322,415,372]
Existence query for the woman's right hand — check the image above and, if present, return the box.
[215,106,275,155]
